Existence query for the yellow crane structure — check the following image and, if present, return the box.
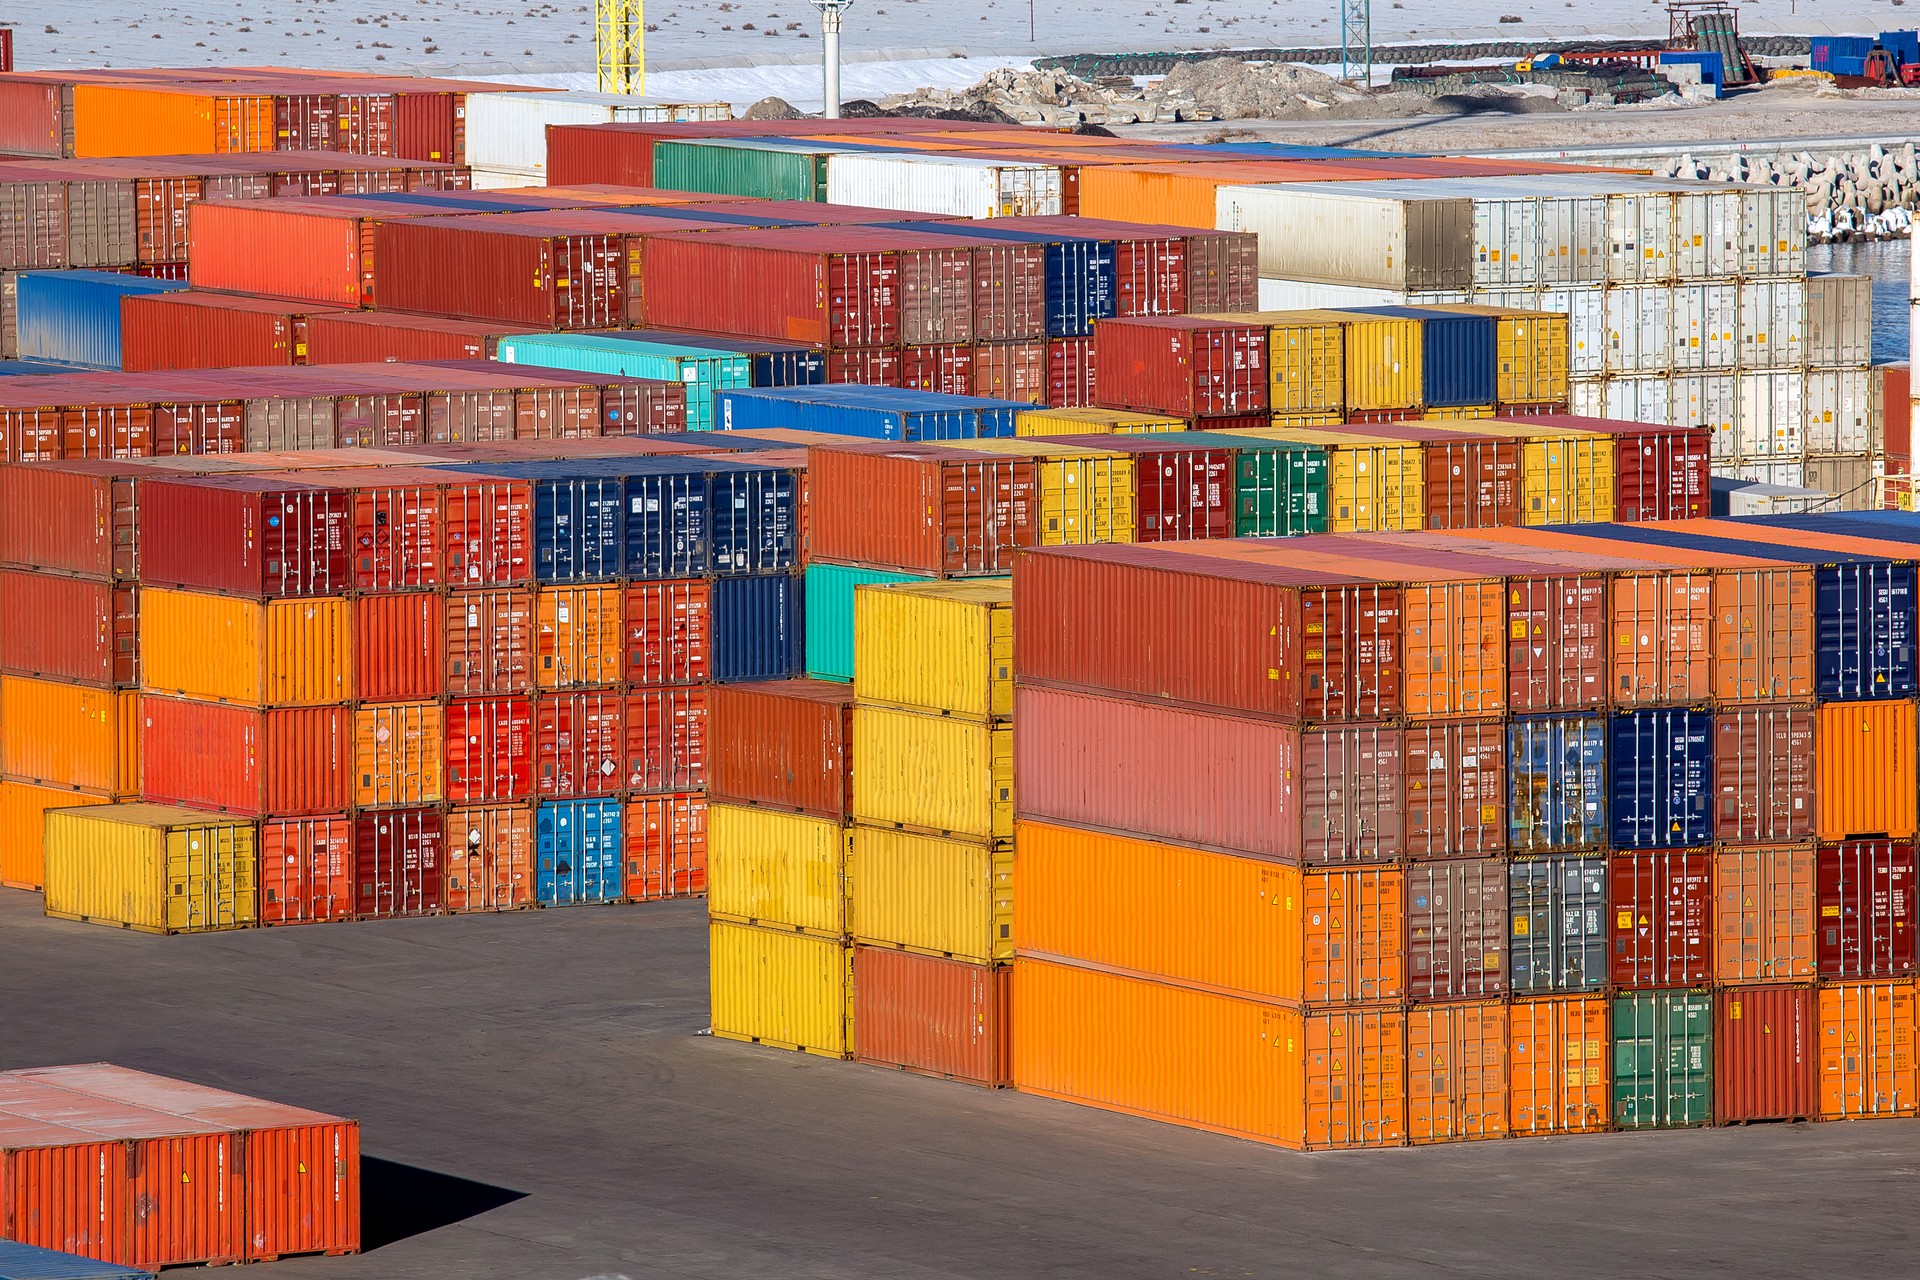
[596,0,645,94]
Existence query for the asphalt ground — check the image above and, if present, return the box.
[2,890,1914,1279]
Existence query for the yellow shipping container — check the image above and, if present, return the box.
[141,588,351,707]
[0,675,139,796]
[1016,407,1185,437]
[853,578,1013,720]
[0,780,108,890]
[1437,305,1571,406]
[72,85,277,158]
[1320,310,1423,412]
[354,701,445,807]
[709,919,851,1058]
[851,705,1012,842]
[1417,420,1616,524]
[535,585,624,689]
[43,802,259,935]
[849,825,1012,964]
[1195,310,1345,416]
[941,438,1136,546]
[1272,411,1347,428]
[706,802,848,937]
[1242,427,1424,532]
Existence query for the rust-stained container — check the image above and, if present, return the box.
[707,678,854,819]
[1715,843,1817,984]
[0,569,137,687]
[445,803,535,911]
[260,815,355,925]
[1611,565,1715,707]
[971,338,1047,404]
[534,690,624,798]
[810,441,1038,576]
[1405,858,1509,1001]
[141,695,350,816]
[534,584,624,689]
[852,947,1012,1088]
[1012,543,1398,721]
[1508,993,1611,1135]
[0,675,139,796]
[0,780,106,890]
[624,686,707,794]
[308,311,509,364]
[641,227,902,348]
[1818,980,1918,1119]
[1093,315,1267,419]
[1609,850,1713,988]
[354,591,443,702]
[1014,686,1403,864]
[1406,1000,1509,1144]
[119,291,346,371]
[139,475,350,598]
[335,468,447,591]
[444,695,534,803]
[1045,335,1097,407]
[0,1062,359,1270]
[624,792,706,901]
[369,215,622,330]
[899,344,973,397]
[1403,718,1507,858]
[444,474,533,586]
[624,579,709,687]
[1715,984,1817,1124]
[445,588,534,695]
[1014,820,1404,1004]
[1818,840,1917,979]
[1817,701,1918,841]
[354,806,445,918]
[353,701,444,808]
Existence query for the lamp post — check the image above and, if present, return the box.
[812,0,852,118]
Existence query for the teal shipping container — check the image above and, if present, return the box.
[651,138,852,202]
[804,562,932,682]
[498,332,751,431]
[1612,990,1714,1129]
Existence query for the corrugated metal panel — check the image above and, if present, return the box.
[709,920,850,1058]
[43,803,257,935]
[853,705,1011,844]
[1715,984,1817,1123]
[1816,700,1917,841]
[851,948,1011,1088]
[1509,853,1608,994]
[1609,709,1713,850]
[1405,857,1508,1001]
[1406,1000,1508,1144]
[1507,994,1610,1135]
[534,797,623,904]
[1609,849,1714,987]
[1611,990,1713,1129]
[1714,843,1816,983]
[16,270,188,368]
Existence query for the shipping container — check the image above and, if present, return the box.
[259,814,354,925]
[0,675,139,797]
[1610,709,1713,850]
[1714,843,1816,984]
[1094,316,1268,419]
[533,797,623,904]
[847,824,1009,965]
[531,583,622,689]
[444,695,534,803]
[1815,700,1917,841]
[1405,857,1508,1001]
[1406,1000,1508,1144]
[1045,335,1097,408]
[353,806,444,918]
[306,312,511,364]
[880,221,1108,339]
[1507,715,1607,853]
[1239,428,1425,533]
[706,803,846,936]
[1509,853,1609,994]
[1011,957,1407,1150]
[853,577,1010,722]
[1508,994,1611,1135]
[140,697,348,817]
[500,333,748,433]
[1215,182,1475,291]
[642,227,906,348]
[1400,718,1507,858]
[706,679,852,819]
[15,270,188,369]
[444,588,533,695]
[709,919,850,1057]
[370,216,623,330]
[1817,981,1917,1118]
[0,570,137,688]
[1027,435,1236,542]
[623,686,706,793]
[444,803,535,911]
[830,153,1066,219]
[1804,273,1874,367]
[353,591,443,702]
[42,802,257,935]
[138,475,350,598]
[1611,989,1713,1129]
[853,705,1010,844]
[1609,850,1713,987]
[717,383,1021,442]
[139,589,351,707]
[1012,216,1258,316]
[1817,840,1917,980]
[939,437,1138,546]
[531,690,623,799]
[852,948,1012,1088]
[709,571,803,683]
[0,781,106,891]
[809,442,1036,577]
[1014,406,1184,437]
[624,791,706,901]
[1715,984,1817,1124]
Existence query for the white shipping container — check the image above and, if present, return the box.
[1217,182,1474,291]
[1538,284,1608,378]
[1735,370,1806,460]
[1803,367,1875,454]
[1604,375,1674,426]
[826,152,1063,218]
[1605,189,1674,284]
[1671,281,1741,372]
[1802,454,1876,509]
[1534,190,1610,286]
[1739,277,1805,369]
[465,91,730,177]
[1672,372,1739,451]
[1713,474,1820,514]
[1470,193,1537,291]
[1719,458,1809,489]
[1670,186,1742,281]
[1570,378,1608,419]
[1804,274,1874,367]
[1741,187,1807,279]
[1603,283,1672,375]
[1252,277,1468,310]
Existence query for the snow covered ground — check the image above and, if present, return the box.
[12,0,1913,87]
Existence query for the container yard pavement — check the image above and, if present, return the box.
[0,892,1910,1280]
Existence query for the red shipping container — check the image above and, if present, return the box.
[1014,685,1404,863]
[1046,335,1097,408]
[816,226,976,345]
[445,803,535,911]
[119,291,350,371]
[640,227,902,348]
[1403,718,1506,858]
[1042,435,1233,541]
[443,475,533,586]
[542,117,1001,186]
[810,442,1039,577]
[972,339,1046,405]
[354,592,444,702]
[899,343,975,397]
[392,89,466,164]
[187,196,399,307]
[1093,315,1267,419]
[444,694,535,802]
[259,815,355,924]
[707,679,855,819]
[852,947,1012,1088]
[58,402,153,460]
[625,792,707,901]
[0,460,143,579]
[1608,850,1714,988]
[0,79,63,158]
[824,346,903,387]
[624,687,707,794]
[0,569,137,687]
[1504,568,1609,714]
[153,397,247,455]
[1883,362,1911,467]
[141,696,352,817]
[353,806,445,918]
[1008,215,1259,315]
[1012,542,1397,721]
[140,475,351,597]
[1715,984,1818,1124]
[1818,840,1918,979]
[308,311,508,363]
[1502,414,1712,523]
[535,690,625,798]
[371,216,624,330]
[624,579,709,686]
[1713,703,1816,844]
[330,467,444,590]
[951,237,1047,342]
[1404,857,1509,1001]
[1334,424,1521,530]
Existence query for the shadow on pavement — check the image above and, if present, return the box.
[362,1155,530,1251]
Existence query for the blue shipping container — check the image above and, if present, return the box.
[1882,30,1920,66]
[716,384,1022,441]
[0,359,84,376]
[440,461,627,583]
[1509,715,1608,852]
[1609,709,1713,849]
[1508,852,1610,994]
[1811,36,1875,71]
[881,220,1116,338]
[15,270,190,369]
[499,333,751,432]
[711,570,805,682]
[1355,306,1497,407]
[706,461,800,575]
[614,328,827,388]
[1659,51,1724,97]
[537,798,625,904]
[0,1242,152,1280]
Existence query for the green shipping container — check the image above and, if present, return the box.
[497,333,751,432]
[1182,431,1331,537]
[1611,990,1713,1129]
[805,562,934,682]
[651,139,836,202]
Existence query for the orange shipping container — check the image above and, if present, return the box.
[446,587,534,695]
[0,675,139,796]
[1507,994,1610,1135]
[72,84,277,157]
[1818,981,1918,1119]
[852,947,1013,1088]
[625,792,707,901]
[0,779,107,890]
[1612,567,1714,706]
[1406,1000,1508,1144]
[1714,843,1817,984]
[1710,562,1814,701]
[1403,718,1507,858]
[139,589,352,708]
[1012,956,1407,1150]
[1014,820,1404,1006]
[535,584,624,689]
[260,815,355,925]
[1400,577,1506,719]
[445,804,535,911]
[354,701,444,807]
[355,592,444,702]
[1816,701,1918,841]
